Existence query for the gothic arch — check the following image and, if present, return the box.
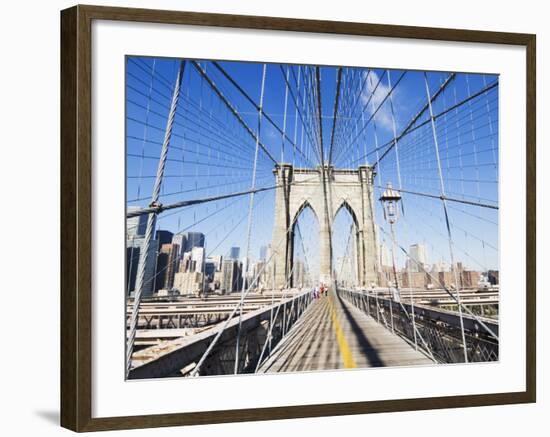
[332,199,360,229]
[290,200,320,288]
[271,164,379,288]
[292,199,320,228]
[332,199,361,287]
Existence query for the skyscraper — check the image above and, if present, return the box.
[293,260,307,288]
[379,244,392,267]
[220,259,242,293]
[259,245,268,261]
[126,237,158,297]
[206,255,223,271]
[154,244,169,293]
[126,206,148,238]
[163,243,180,290]
[154,243,180,292]
[409,244,428,273]
[204,259,216,281]
[229,246,240,260]
[155,230,174,247]
[183,232,205,252]
[171,233,187,257]
[191,246,205,274]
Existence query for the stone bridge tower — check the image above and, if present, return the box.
[271,163,379,288]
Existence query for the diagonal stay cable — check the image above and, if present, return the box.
[333,68,365,166]
[373,184,498,210]
[126,60,186,376]
[283,66,323,165]
[330,69,386,165]
[316,67,325,163]
[365,77,497,169]
[191,60,278,165]
[332,70,403,166]
[372,73,456,168]
[211,62,315,167]
[127,176,320,218]
[328,67,342,166]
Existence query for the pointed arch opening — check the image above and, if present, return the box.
[332,200,361,288]
[290,201,320,288]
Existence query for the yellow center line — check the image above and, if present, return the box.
[327,294,357,369]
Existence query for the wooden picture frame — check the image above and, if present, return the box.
[60,4,536,432]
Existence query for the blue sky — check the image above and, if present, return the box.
[126,56,499,274]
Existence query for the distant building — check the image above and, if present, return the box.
[263,246,274,284]
[259,245,268,261]
[172,233,187,257]
[165,243,180,290]
[171,231,204,257]
[228,246,240,260]
[434,269,479,289]
[126,206,147,238]
[408,244,428,273]
[191,247,205,273]
[174,271,204,295]
[378,269,397,288]
[220,259,242,293]
[213,270,224,292]
[379,244,391,268]
[251,260,268,289]
[460,270,481,289]
[126,237,158,297]
[400,271,430,289]
[204,259,216,281]
[178,247,206,274]
[206,255,223,272]
[179,252,192,273]
[431,260,450,273]
[183,232,205,252]
[487,270,499,285]
[293,260,307,288]
[437,271,456,289]
[154,245,168,293]
[153,243,179,292]
[241,256,251,285]
[155,230,174,247]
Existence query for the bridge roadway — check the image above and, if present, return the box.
[258,289,433,372]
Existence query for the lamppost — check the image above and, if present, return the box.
[379,182,403,333]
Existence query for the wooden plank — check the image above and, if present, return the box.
[259,291,432,373]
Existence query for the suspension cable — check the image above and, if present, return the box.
[126,60,186,376]
[234,64,267,374]
[191,61,278,165]
[423,72,468,362]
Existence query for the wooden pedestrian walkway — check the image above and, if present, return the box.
[257,289,432,373]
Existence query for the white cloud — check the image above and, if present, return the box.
[361,70,401,133]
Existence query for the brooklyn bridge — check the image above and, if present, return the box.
[125,57,499,378]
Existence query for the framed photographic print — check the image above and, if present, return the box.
[60,4,536,432]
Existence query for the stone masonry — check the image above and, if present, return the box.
[271,164,379,288]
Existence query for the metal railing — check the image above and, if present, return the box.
[128,290,313,378]
[337,288,498,364]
